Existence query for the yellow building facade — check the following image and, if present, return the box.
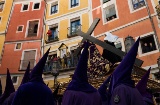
[0,0,13,63]
[43,0,91,86]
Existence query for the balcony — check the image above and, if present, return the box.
[45,31,59,44]
[67,25,82,38]
[19,59,36,71]
[43,56,79,74]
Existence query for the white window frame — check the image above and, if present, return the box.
[11,76,19,85]
[14,43,22,51]
[69,0,80,10]
[20,49,37,70]
[68,16,82,36]
[32,2,41,11]
[49,1,59,16]
[16,25,24,33]
[25,19,40,38]
[0,1,5,13]
[21,3,30,12]
[102,0,119,25]
[48,23,59,40]
[128,0,146,13]
[136,32,159,57]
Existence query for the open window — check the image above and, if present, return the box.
[104,4,117,22]
[15,43,22,50]
[140,35,157,54]
[33,3,40,10]
[17,25,23,32]
[0,1,4,12]
[22,4,29,11]
[27,20,39,37]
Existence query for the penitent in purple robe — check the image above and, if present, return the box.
[0,69,15,105]
[136,67,154,105]
[12,48,55,105]
[62,41,102,105]
[109,37,144,105]
[3,62,31,105]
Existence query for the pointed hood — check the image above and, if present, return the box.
[0,69,15,103]
[136,67,153,103]
[53,85,59,98]
[67,41,97,92]
[98,75,111,101]
[21,62,30,85]
[30,48,50,82]
[110,37,140,93]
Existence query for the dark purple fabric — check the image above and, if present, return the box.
[136,67,154,104]
[0,69,15,104]
[143,97,154,105]
[2,92,16,105]
[98,75,111,102]
[109,37,140,93]
[30,48,50,82]
[21,62,30,85]
[62,90,102,105]
[67,41,97,92]
[12,82,55,105]
[110,84,144,105]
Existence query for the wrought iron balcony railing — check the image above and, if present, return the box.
[67,25,82,38]
[19,59,36,71]
[43,56,79,73]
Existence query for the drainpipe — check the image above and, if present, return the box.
[41,0,48,56]
[145,0,160,51]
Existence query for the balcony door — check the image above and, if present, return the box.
[20,50,36,70]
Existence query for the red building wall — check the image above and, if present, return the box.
[5,1,45,42]
[0,1,45,74]
[92,0,160,67]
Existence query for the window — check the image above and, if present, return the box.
[103,0,110,4]
[104,4,117,22]
[48,25,58,41]
[34,3,40,9]
[22,4,29,11]
[140,35,157,54]
[11,76,18,84]
[15,43,22,50]
[20,50,36,70]
[0,1,4,12]
[132,0,145,10]
[27,20,39,37]
[71,0,79,8]
[68,18,81,36]
[51,2,58,14]
[17,26,23,32]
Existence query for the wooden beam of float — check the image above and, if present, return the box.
[74,18,100,56]
[75,18,143,67]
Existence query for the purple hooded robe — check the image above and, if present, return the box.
[109,37,144,105]
[62,41,102,105]
[12,48,55,105]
